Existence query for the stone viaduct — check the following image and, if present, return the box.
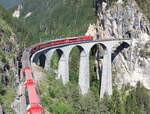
[31,39,131,98]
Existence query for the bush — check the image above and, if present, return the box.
[49,102,76,114]
[18,0,96,45]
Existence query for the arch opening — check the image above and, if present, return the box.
[38,54,46,68]
[89,43,107,95]
[112,42,130,61]
[69,45,85,85]
[50,49,63,74]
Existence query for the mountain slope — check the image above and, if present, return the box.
[3,0,149,113]
[16,0,96,45]
[0,6,19,113]
[96,0,150,89]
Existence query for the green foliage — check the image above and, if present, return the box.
[78,94,100,114]
[100,89,124,114]
[18,0,96,45]
[51,51,59,70]
[100,94,112,114]
[89,48,99,95]
[0,18,12,37]
[125,82,150,114]
[50,102,75,114]
[1,0,150,113]
[0,48,5,61]
[135,0,150,20]
[39,70,101,114]
[0,88,15,113]
[0,6,34,48]
[69,47,80,84]
[0,74,15,113]
[111,89,122,114]
[0,0,98,47]
[0,70,16,112]
[107,0,116,7]
[125,89,139,114]
[139,49,150,57]
[0,7,17,113]
[39,70,150,114]
[0,82,5,95]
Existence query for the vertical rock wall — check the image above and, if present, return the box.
[95,0,150,89]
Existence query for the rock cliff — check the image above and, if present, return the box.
[95,0,150,89]
[0,16,19,113]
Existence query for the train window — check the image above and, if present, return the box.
[25,88,30,106]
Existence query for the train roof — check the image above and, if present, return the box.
[28,86,39,104]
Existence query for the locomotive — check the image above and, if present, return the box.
[21,36,94,114]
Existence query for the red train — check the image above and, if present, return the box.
[21,68,44,114]
[21,36,94,114]
[30,36,93,55]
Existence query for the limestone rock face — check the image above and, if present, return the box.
[0,20,19,113]
[85,24,97,38]
[96,0,150,88]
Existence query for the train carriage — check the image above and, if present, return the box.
[21,36,94,114]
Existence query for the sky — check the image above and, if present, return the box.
[0,0,22,9]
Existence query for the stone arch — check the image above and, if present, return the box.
[69,45,91,94]
[29,39,131,99]
[50,48,70,84]
[68,45,86,84]
[50,49,64,73]
[89,43,107,58]
[112,42,130,61]
[31,52,42,65]
[68,45,87,56]
[89,43,107,94]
